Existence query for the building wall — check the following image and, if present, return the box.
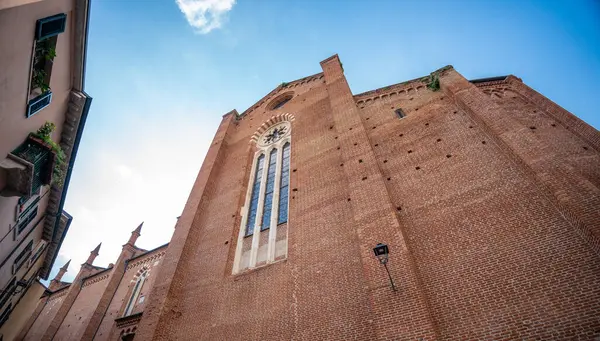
[0,0,75,324]
[0,279,44,341]
[25,288,67,341]
[52,272,109,341]
[136,58,600,340]
[94,247,166,341]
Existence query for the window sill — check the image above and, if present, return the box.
[233,258,287,278]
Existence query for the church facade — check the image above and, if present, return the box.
[22,54,600,340]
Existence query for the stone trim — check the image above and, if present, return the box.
[233,120,292,274]
[125,251,166,271]
[249,113,295,144]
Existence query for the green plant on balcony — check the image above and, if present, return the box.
[31,122,66,186]
[30,40,56,94]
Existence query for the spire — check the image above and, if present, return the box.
[49,259,70,290]
[60,259,71,271]
[127,222,143,246]
[86,243,101,265]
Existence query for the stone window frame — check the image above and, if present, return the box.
[233,122,292,274]
[123,270,147,317]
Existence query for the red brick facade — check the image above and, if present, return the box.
[22,54,600,340]
[136,55,599,341]
[18,226,168,341]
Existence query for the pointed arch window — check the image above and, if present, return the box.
[123,271,147,316]
[234,120,292,273]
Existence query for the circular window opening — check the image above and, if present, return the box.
[268,92,294,110]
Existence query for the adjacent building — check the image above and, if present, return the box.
[22,54,600,340]
[18,224,168,341]
[0,0,92,339]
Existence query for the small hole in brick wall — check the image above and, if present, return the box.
[469,125,473,128]
[231,214,235,218]
[446,154,452,158]
[399,133,404,137]
[529,126,536,130]
[416,166,421,170]
[347,198,351,202]
[362,176,368,181]
[453,111,457,114]
[359,159,363,163]
[340,163,344,167]
[383,159,388,163]
[292,196,295,199]
[375,144,379,147]
[482,141,486,144]
[224,241,229,245]
[354,142,358,146]
[533,110,537,113]
[335,136,338,139]
[372,126,376,129]
[391,106,395,109]
[408,150,413,154]
[551,123,556,127]
[410,97,414,101]
[436,138,442,142]
[329,126,334,130]
[292,188,298,192]
[396,206,402,211]
[441,97,445,100]
[387,177,391,181]
[293,169,297,172]
[583,146,589,150]
[337,147,340,150]
[425,123,429,126]
[366,117,370,121]
[349,127,353,131]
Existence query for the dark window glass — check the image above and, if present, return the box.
[278,143,291,224]
[245,154,265,236]
[261,149,278,230]
[13,240,33,274]
[395,108,406,119]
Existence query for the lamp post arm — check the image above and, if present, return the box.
[383,263,397,291]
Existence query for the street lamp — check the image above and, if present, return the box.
[373,243,397,291]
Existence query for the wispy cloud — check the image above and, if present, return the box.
[175,0,236,34]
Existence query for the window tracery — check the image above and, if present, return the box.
[233,120,292,273]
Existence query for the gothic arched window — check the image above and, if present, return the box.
[234,120,292,273]
[123,270,147,316]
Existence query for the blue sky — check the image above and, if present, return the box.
[47,0,600,282]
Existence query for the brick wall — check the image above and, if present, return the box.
[24,289,66,340]
[52,271,109,340]
[135,56,600,341]
[94,246,166,341]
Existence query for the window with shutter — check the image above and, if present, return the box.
[35,14,67,41]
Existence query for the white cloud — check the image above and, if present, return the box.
[175,0,236,34]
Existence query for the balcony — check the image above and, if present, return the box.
[0,135,56,197]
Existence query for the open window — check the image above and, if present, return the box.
[27,13,66,118]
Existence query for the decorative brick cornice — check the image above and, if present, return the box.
[115,312,143,329]
[125,250,166,271]
[82,272,110,287]
[237,73,324,118]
